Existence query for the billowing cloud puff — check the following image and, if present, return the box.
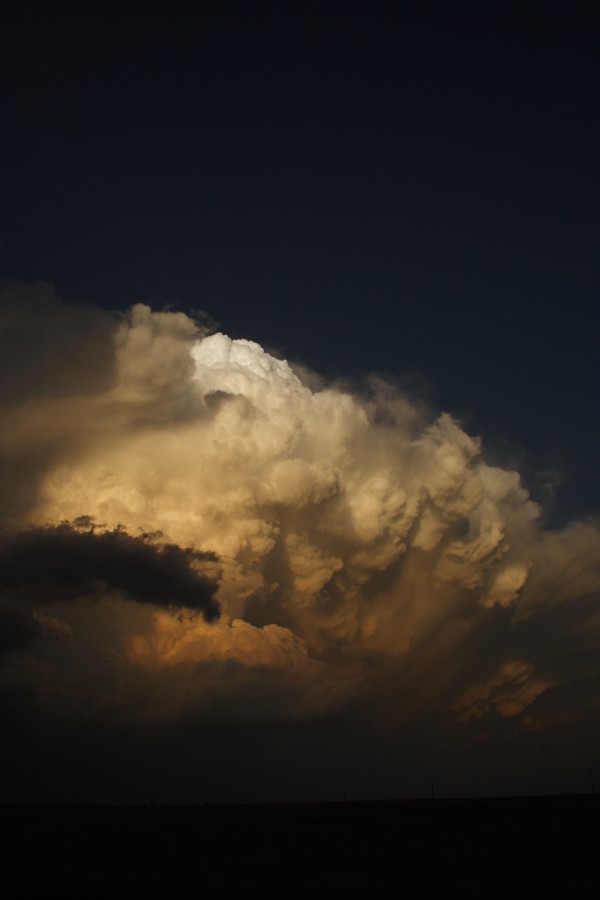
[1,281,599,739]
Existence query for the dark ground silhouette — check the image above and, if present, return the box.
[1,794,598,898]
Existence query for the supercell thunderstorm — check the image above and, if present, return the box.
[1,285,599,736]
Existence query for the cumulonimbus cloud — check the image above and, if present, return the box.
[0,281,599,733]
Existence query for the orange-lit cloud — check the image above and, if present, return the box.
[1,281,599,741]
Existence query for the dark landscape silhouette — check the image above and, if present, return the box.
[2,793,598,898]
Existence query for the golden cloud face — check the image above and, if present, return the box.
[1,283,599,739]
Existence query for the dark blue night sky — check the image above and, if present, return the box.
[3,3,598,522]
